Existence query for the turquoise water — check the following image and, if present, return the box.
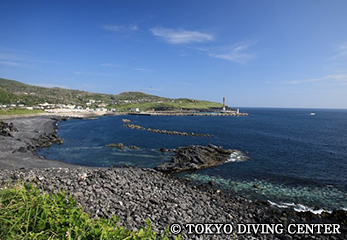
[39,108,347,210]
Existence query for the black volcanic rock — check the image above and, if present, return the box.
[0,117,73,169]
[155,144,246,173]
[106,143,125,149]
[0,167,345,239]
[0,120,11,136]
[129,145,140,150]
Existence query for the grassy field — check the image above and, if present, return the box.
[0,109,45,116]
[110,101,223,111]
[1,78,223,111]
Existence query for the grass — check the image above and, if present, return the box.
[110,101,223,111]
[0,108,45,116]
[0,183,178,240]
[1,78,223,111]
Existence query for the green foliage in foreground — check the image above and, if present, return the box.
[0,108,44,116]
[0,183,178,240]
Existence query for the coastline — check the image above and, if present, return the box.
[0,116,82,169]
[0,111,117,120]
[0,116,346,239]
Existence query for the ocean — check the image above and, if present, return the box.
[38,108,347,211]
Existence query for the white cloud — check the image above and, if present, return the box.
[164,80,193,86]
[0,50,65,67]
[31,83,72,89]
[0,53,21,61]
[149,28,256,64]
[134,68,155,73]
[102,24,138,32]
[286,73,347,84]
[73,71,113,76]
[146,87,162,91]
[0,61,21,66]
[208,42,256,64]
[0,61,35,68]
[329,42,347,60]
[0,52,28,67]
[150,27,214,44]
[100,63,120,68]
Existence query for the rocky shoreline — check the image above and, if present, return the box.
[0,116,346,239]
[0,167,346,239]
[0,116,76,169]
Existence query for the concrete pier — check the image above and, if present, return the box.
[128,111,249,116]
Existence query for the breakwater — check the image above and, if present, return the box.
[129,112,249,116]
[122,119,210,137]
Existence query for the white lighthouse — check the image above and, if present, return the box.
[223,97,226,111]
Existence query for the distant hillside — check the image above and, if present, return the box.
[0,78,222,111]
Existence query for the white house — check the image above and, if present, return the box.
[129,108,140,112]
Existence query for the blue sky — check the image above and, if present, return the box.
[1,0,347,108]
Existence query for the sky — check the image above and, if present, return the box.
[1,0,347,108]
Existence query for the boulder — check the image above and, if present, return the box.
[158,148,175,153]
[0,120,11,136]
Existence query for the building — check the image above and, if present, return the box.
[129,108,140,112]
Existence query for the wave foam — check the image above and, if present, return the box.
[268,200,332,214]
[227,151,248,162]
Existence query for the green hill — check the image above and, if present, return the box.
[0,78,222,111]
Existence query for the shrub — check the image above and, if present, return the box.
[0,183,177,240]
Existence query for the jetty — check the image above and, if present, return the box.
[143,112,248,116]
[128,110,249,116]
[123,122,211,137]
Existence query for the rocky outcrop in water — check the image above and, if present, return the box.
[106,143,125,149]
[29,132,64,149]
[105,143,140,150]
[122,118,131,123]
[155,144,247,173]
[129,145,140,150]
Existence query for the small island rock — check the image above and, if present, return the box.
[155,144,247,173]
[106,143,125,149]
